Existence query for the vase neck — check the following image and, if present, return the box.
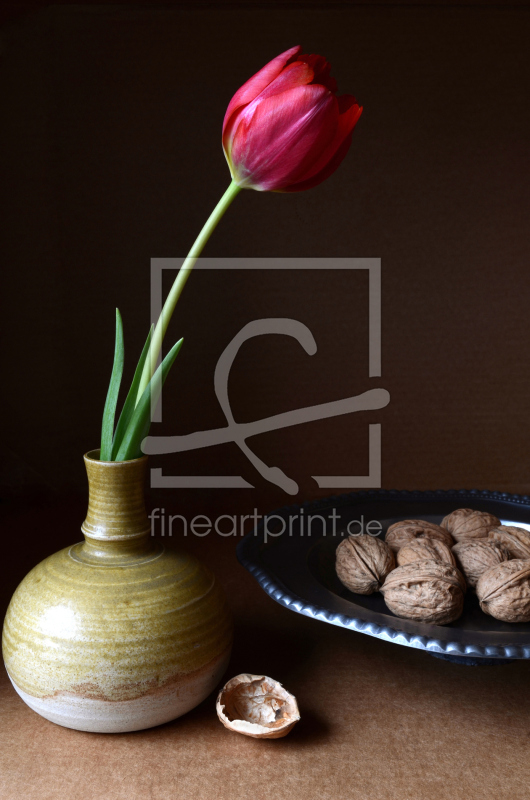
[81,451,151,543]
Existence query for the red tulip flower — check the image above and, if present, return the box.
[109,47,364,461]
[222,45,362,192]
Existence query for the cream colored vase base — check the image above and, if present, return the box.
[7,648,230,733]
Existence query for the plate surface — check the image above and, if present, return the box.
[236,490,530,660]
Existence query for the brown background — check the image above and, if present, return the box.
[1,4,530,799]
[2,2,530,511]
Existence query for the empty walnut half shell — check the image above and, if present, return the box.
[452,540,510,589]
[335,534,395,594]
[441,509,500,542]
[488,526,530,560]
[381,560,466,625]
[216,674,300,739]
[397,537,456,568]
[385,520,454,552]
[476,560,530,623]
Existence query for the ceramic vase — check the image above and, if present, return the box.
[2,450,233,733]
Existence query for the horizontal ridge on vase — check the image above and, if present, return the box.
[2,449,233,733]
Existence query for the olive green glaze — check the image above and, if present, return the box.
[2,451,233,731]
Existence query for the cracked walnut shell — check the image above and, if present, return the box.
[476,560,530,623]
[335,534,395,595]
[488,526,530,560]
[452,540,510,589]
[441,509,500,542]
[381,560,466,624]
[397,537,456,568]
[216,674,300,739]
[385,520,454,553]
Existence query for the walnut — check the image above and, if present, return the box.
[216,674,300,739]
[385,520,454,552]
[453,539,510,588]
[397,537,456,568]
[476,560,530,623]
[381,560,466,624]
[441,508,500,542]
[335,534,395,594]
[488,526,530,560]
[452,540,511,589]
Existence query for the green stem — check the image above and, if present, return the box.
[136,179,242,404]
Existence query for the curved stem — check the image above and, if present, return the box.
[136,180,242,403]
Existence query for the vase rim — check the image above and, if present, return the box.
[84,448,149,466]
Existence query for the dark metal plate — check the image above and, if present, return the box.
[236,490,530,660]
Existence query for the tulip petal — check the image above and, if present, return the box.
[223,46,301,136]
[229,84,338,191]
[279,133,352,193]
[280,99,362,192]
[223,60,315,164]
[280,95,362,191]
[253,60,315,102]
[298,53,338,93]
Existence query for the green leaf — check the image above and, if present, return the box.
[111,325,154,460]
[114,337,184,462]
[100,309,124,461]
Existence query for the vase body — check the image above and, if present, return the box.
[2,450,232,732]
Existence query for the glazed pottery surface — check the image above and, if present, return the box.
[2,451,233,732]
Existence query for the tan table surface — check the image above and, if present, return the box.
[1,500,530,800]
